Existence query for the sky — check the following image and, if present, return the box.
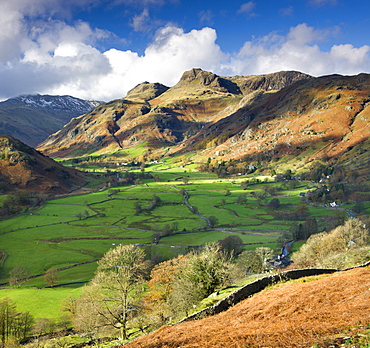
[1,0,370,101]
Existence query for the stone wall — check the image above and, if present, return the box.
[177,268,339,324]
[178,262,370,324]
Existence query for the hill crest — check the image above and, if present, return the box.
[0,94,100,147]
[0,135,86,194]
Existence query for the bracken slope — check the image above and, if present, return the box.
[125,266,370,348]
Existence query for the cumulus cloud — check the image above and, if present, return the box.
[76,26,226,100]
[220,23,370,77]
[0,1,369,103]
[0,22,225,101]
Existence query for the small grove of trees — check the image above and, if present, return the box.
[218,235,244,257]
[145,244,232,326]
[0,192,46,219]
[0,297,34,346]
[74,243,233,339]
[233,247,274,278]
[290,217,319,241]
[292,218,370,269]
[273,204,309,221]
[72,241,283,341]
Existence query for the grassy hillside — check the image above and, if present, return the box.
[125,266,370,348]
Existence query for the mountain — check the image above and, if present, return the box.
[0,135,86,194]
[125,266,370,348]
[36,69,370,175]
[183,73,370,171]
[37,69,311,157]
[0,94,100,147]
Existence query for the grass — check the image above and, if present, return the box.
[0,173,340,288]
[0,287,82,319]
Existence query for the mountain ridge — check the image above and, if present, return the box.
[36,69,370,176]
[0,94,100,147]
[37,70,311,157]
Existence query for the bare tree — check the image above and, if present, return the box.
[44,268,59,287]
[9,266,29,288]
[74,244,150,340]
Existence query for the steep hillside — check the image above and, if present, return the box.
[36,69,370,175]
[37,70,311,157]
[125,266,370,348]
[0,135,86,193]
[185,73,370,172]
[0,94,99,147]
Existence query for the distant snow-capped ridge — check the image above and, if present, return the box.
[14,94,100,113]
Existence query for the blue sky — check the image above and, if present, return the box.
[0,0,369,101]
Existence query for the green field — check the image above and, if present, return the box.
[0,287,82,319]
[0,173,339,291]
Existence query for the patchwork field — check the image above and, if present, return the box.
[0,173,339,290]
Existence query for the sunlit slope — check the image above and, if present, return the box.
[125,266,370,348]
[37,69,311,158]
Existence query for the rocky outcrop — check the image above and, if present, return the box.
[176,68,242,95]
[126,82,169,101]
[231,71,312,94]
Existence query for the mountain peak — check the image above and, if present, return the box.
[12,94,100,113]
[126,82,169,101]
[175,68,242,95]
[0,94,100,147]
[179,68,218,84]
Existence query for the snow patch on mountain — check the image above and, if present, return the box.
[14,94,100,114]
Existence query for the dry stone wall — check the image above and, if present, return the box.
[177,268,339,324]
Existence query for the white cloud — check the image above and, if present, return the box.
[0,1,369,104]
[220,23,370,77]
[54,26,226,101]
[131,8,151,32]
[237,1,256,15]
